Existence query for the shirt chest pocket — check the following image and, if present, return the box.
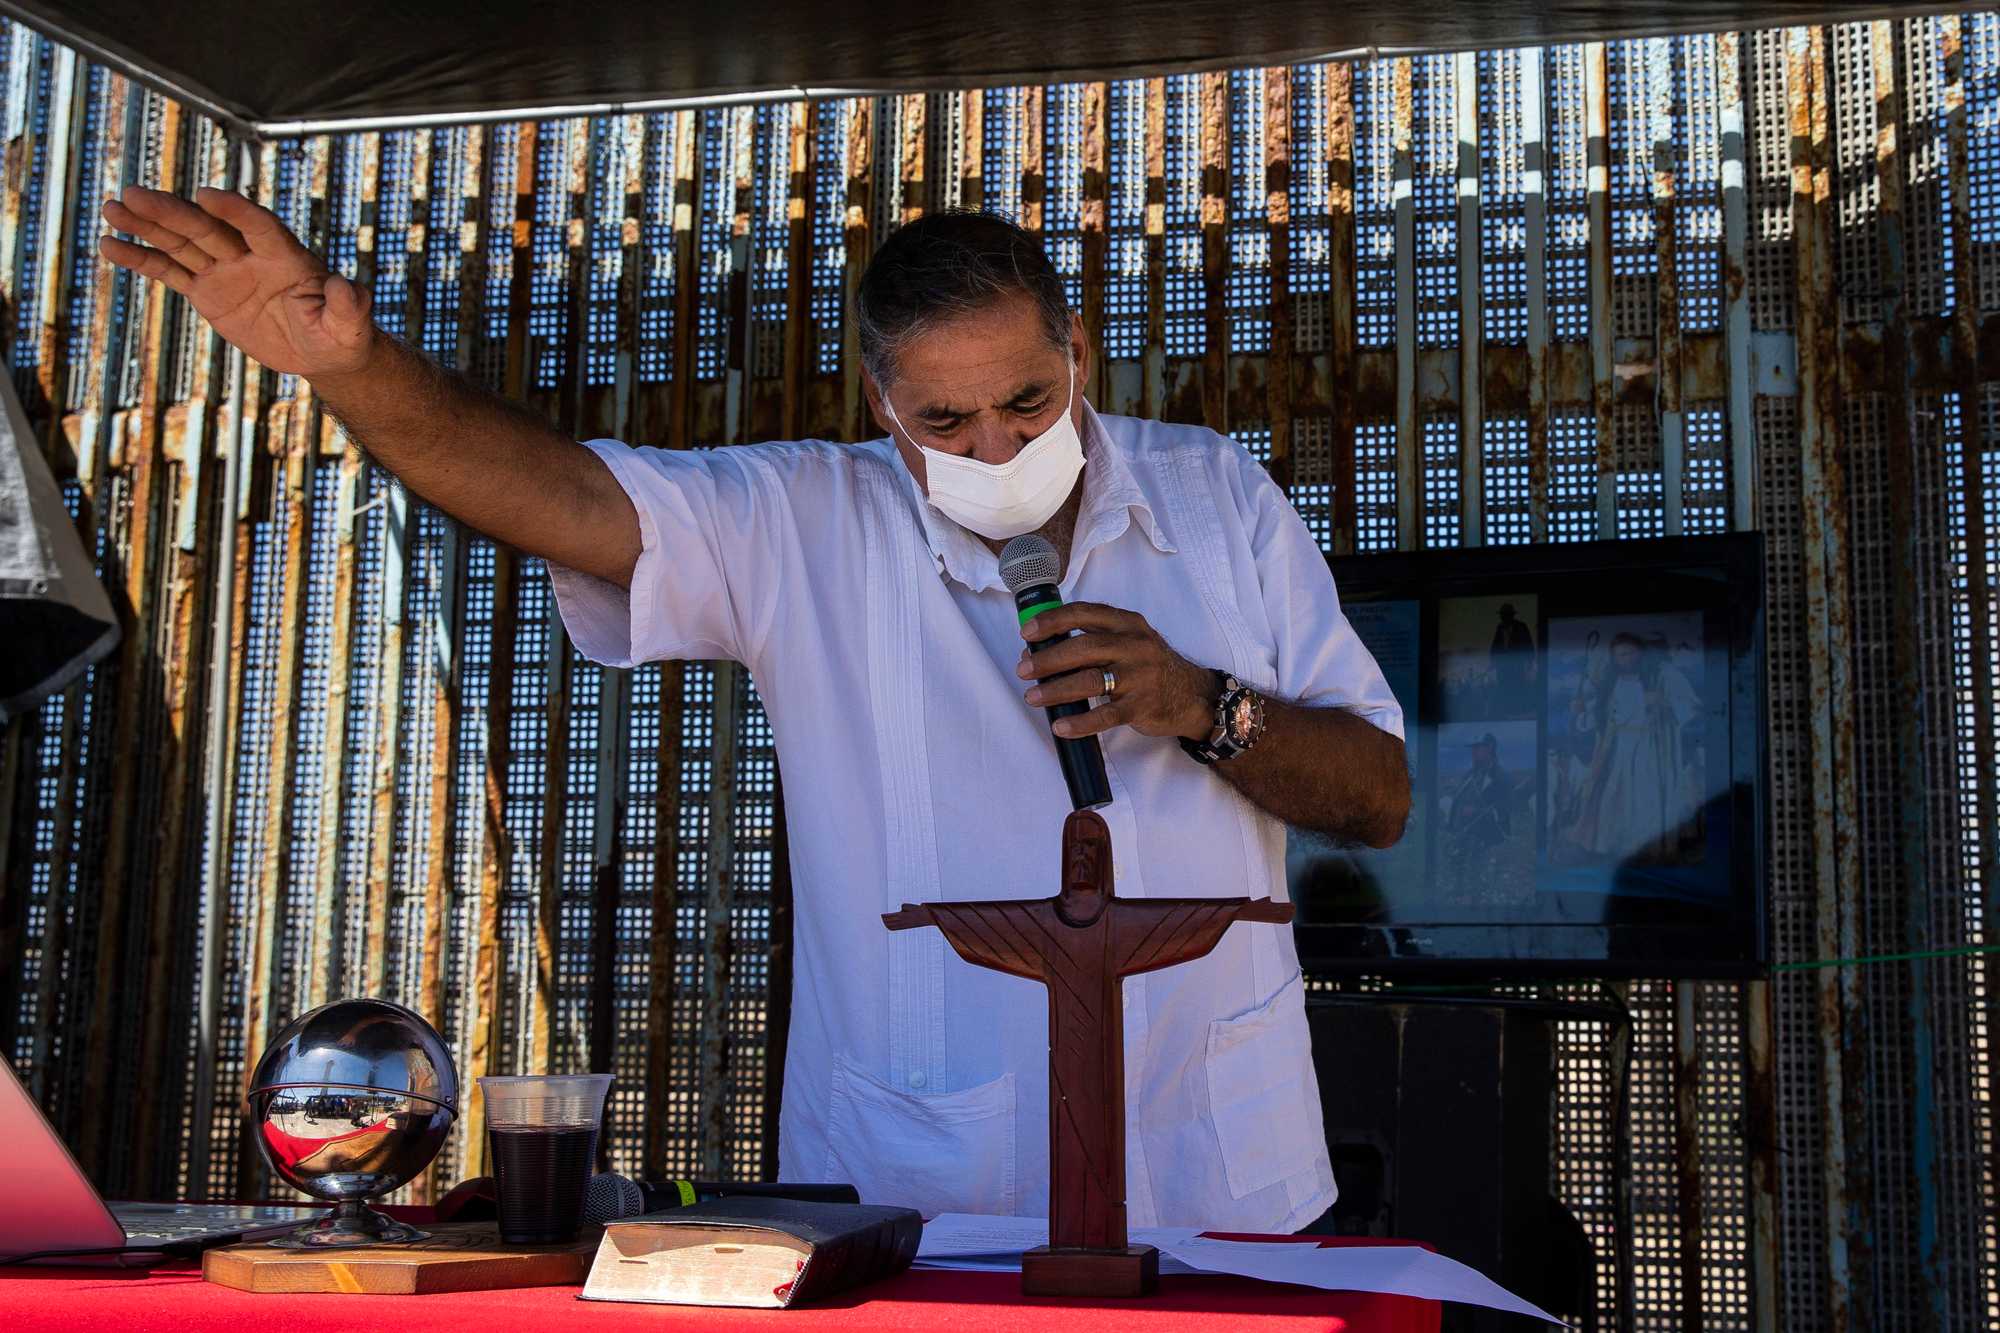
[1203,969,1321,1199]
[822,1053,1017,1218]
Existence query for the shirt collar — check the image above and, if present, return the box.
[899,403,1176,594]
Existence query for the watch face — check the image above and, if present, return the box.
[1228,692,1256,745]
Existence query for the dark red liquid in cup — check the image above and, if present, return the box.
[488,1124,599,1243]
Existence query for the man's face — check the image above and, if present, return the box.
[1613,642,1641,673]
[865,292,1091,494]
[1472,743,1496,770]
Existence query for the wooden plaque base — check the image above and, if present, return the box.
[1020,1243,1160,1297]
[202,1221,600,1295]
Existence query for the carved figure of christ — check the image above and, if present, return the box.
[883,809,1294,1287]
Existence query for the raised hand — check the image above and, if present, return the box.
[99,186,375,381]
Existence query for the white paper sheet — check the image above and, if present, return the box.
[914,1212,1051,1259]
[914,1214,1569,1326]
[1160,1236,1569,1326]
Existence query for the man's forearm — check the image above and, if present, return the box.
[1206,699,1410,847]
[311,329,641,586]
[1013,602,1413,845]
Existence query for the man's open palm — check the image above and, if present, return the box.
[99,186,373,380]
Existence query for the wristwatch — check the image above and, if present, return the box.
[1180,671,1267,766]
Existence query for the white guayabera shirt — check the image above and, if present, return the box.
[549,403,1403,1234]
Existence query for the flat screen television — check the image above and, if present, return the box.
[1289,533,1768,979]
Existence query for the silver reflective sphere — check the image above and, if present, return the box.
[247,998,458,1247]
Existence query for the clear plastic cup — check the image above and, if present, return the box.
[479,1074,612,1244]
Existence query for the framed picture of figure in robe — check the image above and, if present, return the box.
[1543,612,1717,886]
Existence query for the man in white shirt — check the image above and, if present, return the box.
[100,189,1410,1234]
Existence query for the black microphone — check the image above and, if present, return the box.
[1000,534,1114,811]
[582,1173,861,1225]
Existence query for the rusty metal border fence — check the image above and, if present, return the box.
[0,17,1994,1331]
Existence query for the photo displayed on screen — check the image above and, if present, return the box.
[1435,720,1537,912]
[1437,595,1539,722]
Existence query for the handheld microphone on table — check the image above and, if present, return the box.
[999,534,1114,812]
[437,1172,859,1226]
[581,1174,860,1226]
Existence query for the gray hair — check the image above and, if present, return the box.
[854,210,1072,387]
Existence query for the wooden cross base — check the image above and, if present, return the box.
[1021,1243,1160,1298]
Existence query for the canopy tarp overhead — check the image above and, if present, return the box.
[0,1,1962,140]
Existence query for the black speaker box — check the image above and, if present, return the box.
[1305,995,1592,1331]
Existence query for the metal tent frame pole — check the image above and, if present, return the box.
[185,132,254,1196]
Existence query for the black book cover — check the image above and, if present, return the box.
[589,1194,922,1307]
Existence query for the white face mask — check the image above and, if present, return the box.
[882,361,1085,541]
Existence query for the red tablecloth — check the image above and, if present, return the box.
[0,1221,1439,1333]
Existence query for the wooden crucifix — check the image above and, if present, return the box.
[883,808,1294,1297]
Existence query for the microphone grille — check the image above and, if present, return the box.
[999,534,1061,595]
[580,1170,645,1226]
